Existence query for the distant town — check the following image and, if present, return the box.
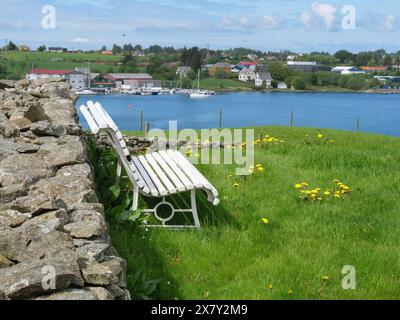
[1,41,400,94]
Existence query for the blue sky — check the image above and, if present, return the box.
[1,0,400,53]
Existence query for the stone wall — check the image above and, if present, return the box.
[0,79,130,300]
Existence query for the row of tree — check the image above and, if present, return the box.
[268,62,380,90]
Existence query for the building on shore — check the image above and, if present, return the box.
[105,73,162,89]
[26,69,72,81]
[208,62,231,76]
[359,66,388,73]
[48,47,67,53]
[176,66,192,78]
[239,65,273,88]
[287,61,331,72]
[331,66,365,74]
[26,69,88,91]
[18,45,30,52]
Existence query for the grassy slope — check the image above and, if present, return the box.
[109,126,400,300]
[4,51,122,76]
[200,78,255,91]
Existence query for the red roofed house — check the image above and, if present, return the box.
[239,61,259,67]
[26,69,88,91]
[360,66,388,73]
[26,69,72,81]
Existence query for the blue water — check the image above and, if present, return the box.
[77,92,400,137]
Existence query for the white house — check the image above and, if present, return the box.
[176,66,191,78]
[277,82,288,89]
[239,68,256,82]
[255,72,273,88]
[331,66,365,74]
[239,68,273,88]
[26,69,71,81]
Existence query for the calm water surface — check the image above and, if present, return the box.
[77,92,400,137]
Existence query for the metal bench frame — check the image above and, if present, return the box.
[80,101,219,229]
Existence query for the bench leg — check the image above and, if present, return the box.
[115,160,122,186]
[191,190,201,229]
[132,185,139,211]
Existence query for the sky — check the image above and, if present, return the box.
[1,0,400,53]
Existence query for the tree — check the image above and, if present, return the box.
[123,43,134,51]
[37,45,47,52]
[101,45,107,51]
[292,77,306,90]
[112,44,122,55]
[6,41,17,51]
[334,50,354,64]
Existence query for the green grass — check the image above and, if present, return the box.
[96,126,400,300]
[3,51,123,78]
[200,78,255,91]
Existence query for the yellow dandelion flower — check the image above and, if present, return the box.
[334,194,341,198]
[233,183,239,187]
[295,184,303,189]
[257,167,264,172]
[324,191,330,196]
[321,275,329,281]
[301,182,309,187]
[288,290,293,295]
[268,283,273,290]
[317,134,324,139]
[261,218,269,225]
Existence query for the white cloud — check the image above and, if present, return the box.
[379,15,396,32]
[221,14,281,30]
[311,2,337,29]
[300,2,337,30]
[71,37,89,43]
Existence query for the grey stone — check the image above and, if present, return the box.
[0,154,56,188]
[106,284,130,300]
[39,135,87,168]
[9,194,66,215]
[74,240,118,262]
[0,260,83,300]
[79,257,126,286]
[64,221,104,239]
[0,254,14,268]
[85,287,114,300]
[31,120,56,137]
[15,142,40,154]
[0,80,15,89]
[0,183,28,204]
[35,289,98,300]
[0,209,32,228]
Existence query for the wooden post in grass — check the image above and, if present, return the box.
[357,117,360,133]
[140,110,143,132]
[219,107,223,129]
[290,112,294,127]
[144,121,149,138]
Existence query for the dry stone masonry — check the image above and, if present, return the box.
[0,79,130,300]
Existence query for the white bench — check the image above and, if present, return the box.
[80,101,219,229]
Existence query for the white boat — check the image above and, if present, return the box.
[190,70,213,99]
[190,91,213,99]
[76,89,96,95]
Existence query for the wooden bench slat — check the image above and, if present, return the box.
[80,105,100,134]
[152,152,186,192]
[166,150,204,188]
[158,150,194,189]
[173,151,219,197]
[138,155,168,196]
[145,153,177,193]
